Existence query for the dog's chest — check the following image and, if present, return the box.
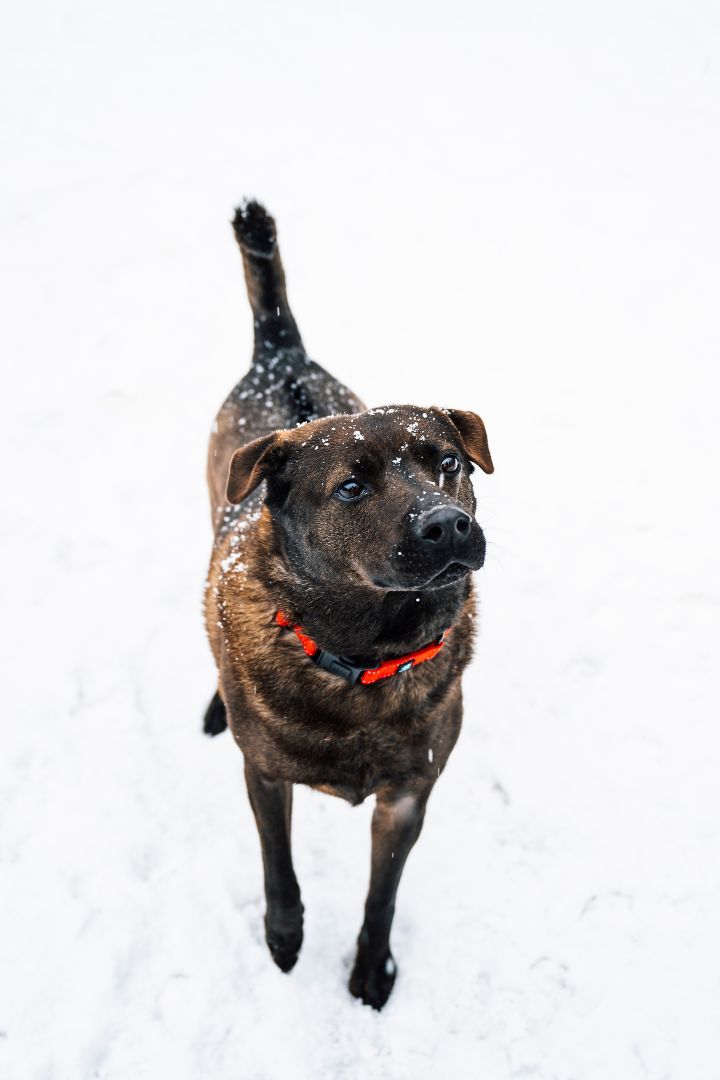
[312,724,422,804]
[238,689,458,805]
[306,745,426,806]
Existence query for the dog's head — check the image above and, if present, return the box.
[226,406,493,592]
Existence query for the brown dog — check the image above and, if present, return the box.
[204,201,493,1010]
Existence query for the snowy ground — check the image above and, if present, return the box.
[2,2,720,1077]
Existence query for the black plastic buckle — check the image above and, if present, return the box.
[312,649,366,684]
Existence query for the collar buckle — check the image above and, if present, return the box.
[312,649,366,684]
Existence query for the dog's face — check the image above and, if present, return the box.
[226,406,493,592]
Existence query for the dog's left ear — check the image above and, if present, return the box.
[226,432,287,503]
[444,409,494,474]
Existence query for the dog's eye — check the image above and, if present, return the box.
[334,479,367,503]
[439,454,460,475]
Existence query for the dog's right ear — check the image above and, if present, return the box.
[226,432,286,504]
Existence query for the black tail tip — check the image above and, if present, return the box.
[203,691,228,736]
[232,199,277,258]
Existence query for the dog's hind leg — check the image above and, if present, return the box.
[203,690,227,736]
[350,781,434,1010]
[244,760,304,972]
[232,200,304,355]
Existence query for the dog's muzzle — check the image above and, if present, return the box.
[389,504,486,588]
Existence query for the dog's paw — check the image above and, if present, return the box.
[232,199,276,257]
[265,909,303,973]
[349,951,397,1010]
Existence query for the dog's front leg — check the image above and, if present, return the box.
[244,761,304,972]
[350,781,434,1010]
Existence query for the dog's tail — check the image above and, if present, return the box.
[232,200,304,353]
[203,690,228,736]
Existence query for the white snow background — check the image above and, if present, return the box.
[2,2,719,1077]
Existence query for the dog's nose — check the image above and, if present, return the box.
[415,505,472,549]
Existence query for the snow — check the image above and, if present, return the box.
[2,1,720,1078]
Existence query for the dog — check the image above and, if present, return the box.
[203,201,493,1010]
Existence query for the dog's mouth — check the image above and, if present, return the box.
[371,523,486,592]
[425,561,472,588]
[372,561,474,591]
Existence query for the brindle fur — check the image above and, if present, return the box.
[204,201,493,1009]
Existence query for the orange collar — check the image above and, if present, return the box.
[275,611,449,685]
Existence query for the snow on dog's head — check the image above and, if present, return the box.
[226,405,493,592]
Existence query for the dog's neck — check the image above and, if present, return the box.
[257,519,472,664]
